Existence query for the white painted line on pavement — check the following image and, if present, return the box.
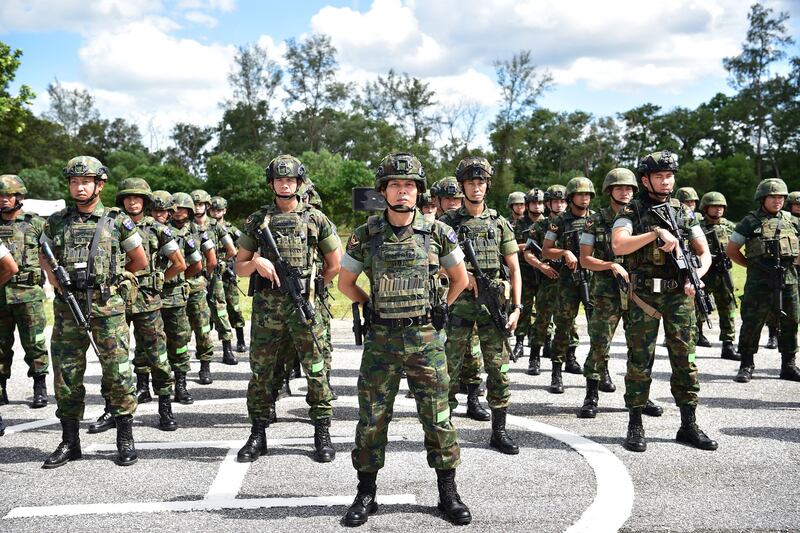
[85,435,405,452]
[3,494,417,519]
[206,447,251,500]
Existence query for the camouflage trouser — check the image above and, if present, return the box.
[584,290,626,381]
[551,280,586,364]
[459,326,483,387]
[353,323,459,472]
[0,299,49,379]
[738,282,799,357]
[223,279,245,329]
[208,277,233,341]
[247,290,332,422]
[531,277,576,347]
[322,297,333,372]
[696,274,737,343]
[160,303,192,374]
[624,286,699,408]
[517,279,538,339]
[186,289,215,362]
[128,309,174,396]
[51,298,136,420]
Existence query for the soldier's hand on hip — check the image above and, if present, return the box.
[255,257,280,287]
[610,263,629,283]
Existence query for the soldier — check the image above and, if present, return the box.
[676,187,702,221]
[698,192,739,361]
[0,236,17,437]
[440,156,523,455]
[40,156,147,468]
[208,196,247,353]
[152,191,203,405]
[109,178,184,432]
[728,179,800,383]
[542,177,595,393]
[787,191,800,218]
[338,153,471,526]
[192,189,238,366]
[507,191,526,223]
[420,190,437,221]
[512,187,545,365]
[235,155,340,464]
[433,176,465,216]
[611,150,717,453]
[172,192,218,385]
[0,175,50,408]
[577,169,663,418]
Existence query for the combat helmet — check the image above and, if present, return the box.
[63,156,108,181]
[754,178,788,201]
[455,157,493,188]
[637,150,678,178]
[435,176,463,198]
[374,153,426,192]
[418,191,434,207]
[787,191,800,205]
[0,174,27,212]
[190,189,212,206]
[602,168,638,194]
[507,191,526,206]
[566,176,595,199]
[267,155,306,183]
[151,190,175,211]
[300,178,322,208]
[544,184,567,202]
[116,177,153,207]
[210,196,228,210]
[699,192,727,212]
[676,187,700,203]
[525,187,545,203]
[172,192,196,216]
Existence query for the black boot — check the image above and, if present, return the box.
[158,395,178,431]
[343,471,378,527]
[734,353,755,383]
[135,373,152,404]
[291,358,302,379]
[328,373,339,401]
[42,418,82,468]
[88,398,116,434]
[235,327,247,352]
[115,415,138,466]
[465,384,491,421]
[564,346,582,374]
[0,414,5,436]
[512,336,524,362]
[549,363,564,394]
[489,408,519,455]
[313,417,336,463]
[436,469,472,525]
[527,345,541,376]
[696,324,711,347]
[237,419,268,462]
[31,374,48,408]
[623,407,646,452]
[222,340,238,365]
[0,377,8,405]
[267,402,277,425]
[542,335,552,359]
[643,399,664,417]
[721,341,740,361]
[578,380,599,419]
[174,371,194,404]
[198,360,212,385]
[766,326,778,349]
[676,405,718,450]
[779,353,800,381]
[599,368,616,393]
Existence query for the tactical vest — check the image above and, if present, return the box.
[592,208,620,264]
[744,211,799,259]
[0,214,42,285]
[133,217,165,292]
[702,220,733,254]
[629,198,685,274]
[260,208,316,276]
[54,209,126,289]
[365,215,436,319]
[556,211,591,249]
[448,209,501,274]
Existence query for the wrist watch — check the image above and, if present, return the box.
[512,304,523,311]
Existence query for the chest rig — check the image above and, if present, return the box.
[592,208,620,264]
[55,209,124,291]
[629,198,685,273]
[449,209,501,274]
[135,217,165,292]
[261,207,316,276]
[0,214,41,285]
[365,216,436,320]
[745,211,799,260]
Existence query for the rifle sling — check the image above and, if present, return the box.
[85,211,111,319]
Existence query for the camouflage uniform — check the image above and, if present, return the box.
[513,210,543,350]
[220,221,245,330]
[184,219,216,364]
[197,213,234,344]
[699,216,737,344]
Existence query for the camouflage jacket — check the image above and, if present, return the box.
[161,221,202,307]
[731,208,800,286]
[514,212,545,283]
[0,210,45,304]
[545,206,595,281]
[127,215,180,314]
[439,205,517,279]
[580,206,621,295]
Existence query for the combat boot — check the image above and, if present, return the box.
[676,405,718,450]
[42,418,82,468]
[643,399,664,417]
[328,373,339,401]
[237,419,268,462]
[779,353,800,382]
[135,373,152,404]
[512,336,525,362]
[542,335,552,359]
[31,374,48,408]
[489,408,519,455]
[267,402,277,425]
[599,368,616,393]
[158,395,178,431]
[313,417,336,463]
[623,407,646,452]
[436,469,472,525]
[235,327,247,352]
[88,398,116,434]
[0,414,5,436]
[173,371,194,404]
[343,471,378,527]
[696,324,711,347]
[222,340,238,365]
[465,384,490,421]
[721,341,740,361]
[198,360,212,385]
[290,357,302,379]
[282,377,292,397]
[114,415,138,466]
[578,380,599,419]
[549,363,564,394]
[766,325,778,349]
[0,377,8,405]
[734,353,755,383]
[527,345,541,376]
[564,346,582,374]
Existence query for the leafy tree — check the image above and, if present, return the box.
[166,123,215,177]
[45,79,99,138]
[0,41,35,134]
[18,167,66,200]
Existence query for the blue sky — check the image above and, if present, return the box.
[2,0,798,148]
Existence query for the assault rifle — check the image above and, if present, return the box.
[563,229,593,319]
[352,302,371,345]
[704,228,736,307]
[222,259,247,296]
[257,224,323,353]
[41,242,100,355]
[764,238,787,336]
[525,238,564,270]
[460,232,515,360]
[650,203,715,327]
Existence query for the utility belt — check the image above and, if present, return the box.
[136,271,164,292]
[449,314,475,329]
[8,270,42,286]
[631,273,682,293]
[371,314,430,328]
[252,275,310,296]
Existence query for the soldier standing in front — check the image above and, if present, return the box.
[0,236,18,436]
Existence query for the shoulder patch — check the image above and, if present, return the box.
[122,218,135,231]
[584,219,594,229]
[549,223,558,232]
[162,226,172,237]
[347,233,360,251]
[186,238,196,249]
[447,229,457,244]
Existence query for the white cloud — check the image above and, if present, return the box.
[0,0,164,34]
[184,11,219,27]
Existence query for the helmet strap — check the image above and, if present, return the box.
[76,179,100,207]
[388,203,414,213]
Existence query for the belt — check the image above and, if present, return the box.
[633,275,681,293]
[371,315,430,328]
[449,314,474,328]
